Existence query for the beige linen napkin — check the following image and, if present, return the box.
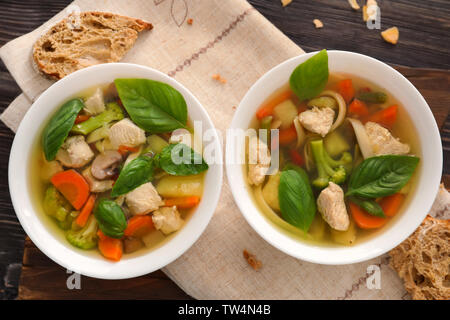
[1,0,447,300]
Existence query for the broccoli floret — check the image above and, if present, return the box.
[71,102,124,135]
[65,216,98,250]
[43,185,71,222]
[310,139,352,189]
[58,211,78,230]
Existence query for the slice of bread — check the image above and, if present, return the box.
[33,11,152,79]
[389,215,450,300]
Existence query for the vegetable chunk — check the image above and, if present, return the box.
[51,169,90,210]
[156,175,204,197]
[262,172,281,211]
[43,185,72,222]
[66,215,98,249]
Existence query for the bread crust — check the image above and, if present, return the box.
[33,11,152,79]
[389,215,450,300]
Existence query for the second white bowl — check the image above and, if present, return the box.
[226,50,442,265]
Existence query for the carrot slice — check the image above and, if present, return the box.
[378,193,405,217]
[124,215,154,237]
[337,79,355,104]
[51,170,90,210]
[74,114,90,124]
[75,194,96,227]
[118,145,139,156]
[256,89,293,120]
[348,99,369,117]
[278,125,297,146]
[164,196,201,209]
[97,230,123,262]
[363,105,398,128]
[349,202,387,229]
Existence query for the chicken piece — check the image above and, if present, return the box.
[298,107,335,137]
[83,87,105,115]
[365,121,410,155]
[317,182,350,231]
[152,206,184,235]
[109,118,146,149]
[82,167,114,193]
[247,136,271,186]
[125,182,163,215]
[56,135,94,168]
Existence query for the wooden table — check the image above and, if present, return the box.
[0,0,449,300]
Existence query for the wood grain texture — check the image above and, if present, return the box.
[0,0,448,300]
[19,238,192,300]
[250,0,450,69]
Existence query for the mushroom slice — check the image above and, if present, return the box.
[82,167,114,193]
[91,150,122,180]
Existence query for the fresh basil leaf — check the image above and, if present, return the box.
[94,199,127,239]
[278,169,316,232]
[158,143,208,176]
[42,98,84,160]
[347,155,419,198]
[349,197,385,218]
[110,155,154,197]
[289,49,329,101]
[114,78,187,133]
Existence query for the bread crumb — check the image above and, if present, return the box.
[212,73,227,84]
[381,27,399,44]
[364,0,378,22]
[347,0,360,10]
[281,0,292,7]
[362,5,368,21]
[187,18,193,25]
[313,19,324,29]
[243,249,262,271]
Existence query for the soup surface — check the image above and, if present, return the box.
[31,78,208,261]
[246,50,421,246]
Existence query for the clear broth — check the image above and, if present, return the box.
[28,85,204,259]
[246,73,422,247]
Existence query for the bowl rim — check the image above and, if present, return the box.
[9,62,223,279]
[225,50,442,265]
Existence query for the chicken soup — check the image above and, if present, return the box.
[246,50,420,246]
[31,78,208,261]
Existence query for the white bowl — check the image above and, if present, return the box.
[9,63,223,279]
[226,50,442,265]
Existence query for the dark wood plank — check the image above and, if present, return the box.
[18,238,192,300]
[0,0,448,300]
[249,0,450,69]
